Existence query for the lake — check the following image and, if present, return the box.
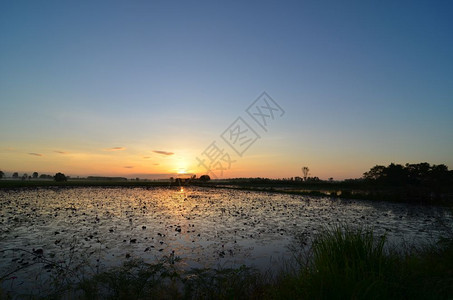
[1,186,452,296]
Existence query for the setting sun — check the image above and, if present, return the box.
[177,168,187,174]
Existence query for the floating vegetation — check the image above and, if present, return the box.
[0,187,452,297]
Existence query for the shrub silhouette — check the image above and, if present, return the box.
[54,172,67,182]
[199,175,211,182]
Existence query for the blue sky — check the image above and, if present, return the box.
[1,0,452,179]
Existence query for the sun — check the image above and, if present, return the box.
[172,157,192,175]
[177,168,187,174]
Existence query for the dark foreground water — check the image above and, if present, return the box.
[1,187,452,296]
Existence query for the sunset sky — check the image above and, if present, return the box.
[1,1,452,180]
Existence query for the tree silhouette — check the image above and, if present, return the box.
[363,165,386,181]
[54,172,67,182]
[199,175,211,182]
[406,162,430,184]
[363,162,452,187]
[12,172,19,179]
[32,172,39,179]
[302,167,309,181]
[0,170,4,179]
[385,163,408,186]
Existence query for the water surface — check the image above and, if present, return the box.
[1,187,451,295]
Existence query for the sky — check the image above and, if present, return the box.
[1,0,452,180]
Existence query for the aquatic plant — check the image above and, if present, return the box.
[2,226,453,299]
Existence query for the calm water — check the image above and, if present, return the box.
[1,187,452,295]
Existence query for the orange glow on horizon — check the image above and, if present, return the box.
[177,168,187,174]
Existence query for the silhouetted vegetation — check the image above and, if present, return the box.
[199,175,211,182]
[1,162,452,205]
[266,226,453,299]
[39,174,53,179]
[87,176,128,181]
[363,162,453,188]
[0,170,4,179]
[189,162,453,205]
[302,166,309,181]
[360,162,453,204]
[53,172,67,182]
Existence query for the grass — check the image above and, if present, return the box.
[304,227,390,299]
[265,227,393,299]
[2,226,452,299]
[268,226,453,299]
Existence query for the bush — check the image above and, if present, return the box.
[54,172,67,182]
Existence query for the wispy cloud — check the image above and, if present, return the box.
[54,150,68,154]
[153,163,160,166]
[124,166,134,169]
[153,150,174,156]
[143,156,150,159]
[105,147,126,151]
[28,152,43,157]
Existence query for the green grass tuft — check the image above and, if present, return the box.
[303,226,396,299]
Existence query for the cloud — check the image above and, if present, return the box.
[28,152,43,157]
[105,147,126,151]
[143,156,150,159]
[153,163,160,166]
[124,166,134,169]
[153,150,174,156]
[54,150,67,154]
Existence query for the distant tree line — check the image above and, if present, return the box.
[40,174,54,179]
[363,162,453,188]
[0,171,67,181]
[86,176,127,181]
